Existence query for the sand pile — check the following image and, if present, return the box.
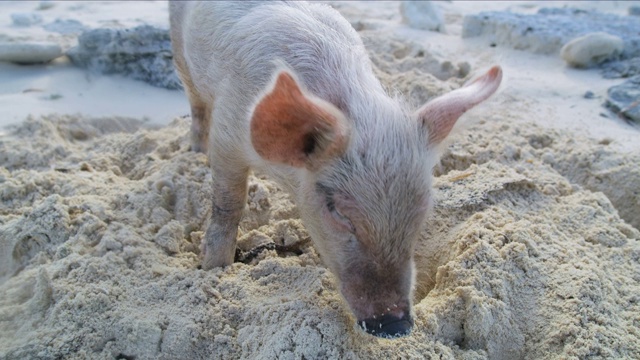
[0,106,638,359]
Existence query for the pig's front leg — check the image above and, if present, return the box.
[201,157,249,269]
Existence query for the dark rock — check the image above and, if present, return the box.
[67,25,181,90]
[583,91,595,99]
[601,57,640,79]
[605,76,640,123]
[463,8,640,58]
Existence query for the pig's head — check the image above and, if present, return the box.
[250,67,502,337]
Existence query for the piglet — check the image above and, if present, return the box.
[169,1,502,338]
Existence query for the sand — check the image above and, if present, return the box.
[1,111,639,359]
[1,1,640,359]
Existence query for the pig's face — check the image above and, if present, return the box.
[250,67,502,338]
[297,119,435,337]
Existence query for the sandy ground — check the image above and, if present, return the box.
[1,1,639,359]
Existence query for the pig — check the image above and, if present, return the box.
[169,1,502,338]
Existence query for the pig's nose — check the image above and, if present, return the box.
[359,313,413,338]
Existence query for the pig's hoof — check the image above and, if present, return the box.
[200,244,235,270]
[359,313,413,338]
[201,254,233,270]
[189,143,205,153]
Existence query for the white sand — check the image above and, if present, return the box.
[0,61,188,134]
[1,1,639,359]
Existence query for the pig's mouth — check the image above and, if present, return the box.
[339,280,414,338]
[358,313,413,338]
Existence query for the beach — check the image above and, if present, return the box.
[1,1,639,359]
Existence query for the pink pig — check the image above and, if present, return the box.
[169,1,501,337]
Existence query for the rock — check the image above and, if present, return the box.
[11,12,43,27]
[605,75,640,123]
[583,91,595,99]
[0,42,63,64]
[38,0,55,10]
[67,25,182,90]
[601,57,640,79]
[400,1,445,32]
[630,6,640,17]
[463,8,640,57]
[43,19,87,35]
[561,32,623,68]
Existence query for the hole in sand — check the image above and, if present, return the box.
[412,224,459,302]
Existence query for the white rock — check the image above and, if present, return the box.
[560,32,624,68]
[0,42,63,64]
[11,12,43,27]
[400,1,445,33]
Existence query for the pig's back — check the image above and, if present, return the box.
[179,1,380,112]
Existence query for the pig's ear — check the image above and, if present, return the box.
[250,71,350,170]
[416,66,502,148]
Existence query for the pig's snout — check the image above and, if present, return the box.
[359,312,413,338]
[338,263,415,338]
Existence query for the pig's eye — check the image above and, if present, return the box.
[331,207,355,232]
[326,198,355,233]
[316,182,355,233]
[327,205,356,234]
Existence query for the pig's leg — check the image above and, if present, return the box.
[201,131,249,269]
[188,97,211,153]
[181,72,211,153]
[170,40,211,153]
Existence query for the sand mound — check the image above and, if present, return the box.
[0,110,638,359]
